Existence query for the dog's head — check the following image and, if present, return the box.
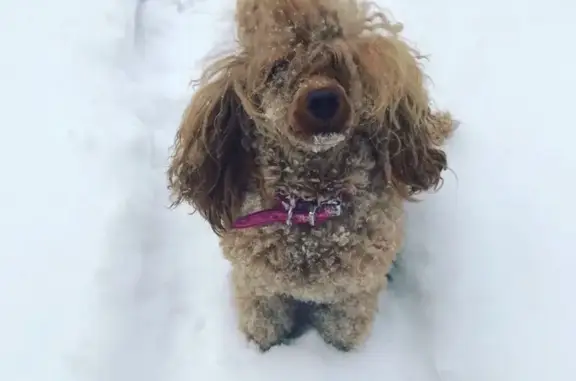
[168,0,454,234]
[234,0,363,152]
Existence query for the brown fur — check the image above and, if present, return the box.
[168,0,455,351]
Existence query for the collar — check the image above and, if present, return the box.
[232,196,343,230]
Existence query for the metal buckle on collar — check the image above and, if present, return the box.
[281,196,342,227]
[281,197,297,226]
[322,199,342,218]
[308,203,319,226]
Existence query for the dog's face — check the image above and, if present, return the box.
[235,0,373,152]
[254,43,358,152]
[167,0,453,233]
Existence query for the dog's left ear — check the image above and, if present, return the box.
[355,31,454,197]
[385,98,453,196]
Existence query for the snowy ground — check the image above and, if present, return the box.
[1,0,575,380]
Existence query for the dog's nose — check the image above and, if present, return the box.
[289,84,351,136]
[306,89,340,121]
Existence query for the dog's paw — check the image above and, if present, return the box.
[311,294,378,352]
[314,320,361,352]
[248,306,315,351]
[247,331,287,352]
[237,294,299,352]
[321,337,355,352]
[242,316,295,352]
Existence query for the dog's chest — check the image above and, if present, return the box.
[276,220,354,277]
[240,137,386,277]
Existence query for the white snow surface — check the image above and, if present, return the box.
[1,0,575,380]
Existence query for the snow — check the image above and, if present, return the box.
[1,0,575,380]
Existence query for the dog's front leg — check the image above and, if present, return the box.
[234,291,295,351]
[312,291,379,351]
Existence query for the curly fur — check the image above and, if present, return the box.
[168,0,455,351]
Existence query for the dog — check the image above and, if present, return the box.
[167,0,454,352]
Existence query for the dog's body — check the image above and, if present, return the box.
[222,132,404,350]
[168,0,454,351]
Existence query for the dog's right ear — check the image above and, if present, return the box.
[167,73,254,235]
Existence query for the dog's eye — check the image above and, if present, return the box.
[266,59,289,83]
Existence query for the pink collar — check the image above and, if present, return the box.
[232,197,343,230]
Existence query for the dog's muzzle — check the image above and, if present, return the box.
[290,83,351,135]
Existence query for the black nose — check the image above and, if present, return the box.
[306,89,340,121]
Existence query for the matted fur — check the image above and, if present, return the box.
[168,0,455,351]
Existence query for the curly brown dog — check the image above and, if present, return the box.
[167,0,455,352]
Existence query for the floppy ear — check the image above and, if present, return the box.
[385,98,453,196]
[354,30,454,197]
[167,74,254,235]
